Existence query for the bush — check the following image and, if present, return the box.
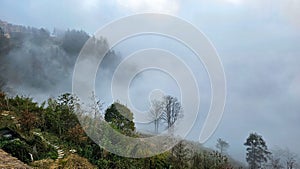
[1,139,31,163]
[28,135,58,160]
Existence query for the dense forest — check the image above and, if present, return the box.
[0,20,299,169]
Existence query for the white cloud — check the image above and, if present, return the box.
[280,0,300,28]
[214,0,300,28]
[115,0,180,14]
[80,0,102,10]
[223,0,243,5]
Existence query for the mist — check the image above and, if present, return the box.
[1,0,300,164]
[0,22,127,104]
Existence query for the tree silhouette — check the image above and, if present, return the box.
[148,99,164,133]
[244,133,271,169]
[216,138,229,154]
[161,95,182,133]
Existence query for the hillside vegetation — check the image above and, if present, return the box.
[0,20,274,169]
[0,91,242,169]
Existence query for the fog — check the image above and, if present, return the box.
[1,0,300,164]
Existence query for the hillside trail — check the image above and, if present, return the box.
[33,132,65,160]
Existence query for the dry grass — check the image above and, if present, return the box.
[0,149,32,169]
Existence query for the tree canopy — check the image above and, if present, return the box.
[104,102,135,136]
[244,132,271,169]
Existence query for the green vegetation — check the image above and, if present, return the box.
[0,91,245,168]
[1,20,299,169]
[105,103,135,136]
[0,90,299,169]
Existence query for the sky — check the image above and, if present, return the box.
[1,0,300,163]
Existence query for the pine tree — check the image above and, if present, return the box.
[244,133,271,169]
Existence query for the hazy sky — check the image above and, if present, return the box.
[1,0,300,163]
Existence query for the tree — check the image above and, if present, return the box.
[171,141,189,169]
[146,152,170,169]
[61,29,89,55]
[89,92,104,119]
[161,96,182,133]
[244,133,271,169]
[44,93,79,137]
[18,109,37,133]
[274,147,298,169]
[148,99,164,133]
[191,150,231,169]
[104,102,135,136]
[216,138,229,154]
[6,95,42,133]
[66,124,88,146]
[283,148,298,169]
[267,147,299,169]
[268,157,283,169]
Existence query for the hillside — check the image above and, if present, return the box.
[0,91,245,169]
[0,20,246,169]
[0,19,119,98]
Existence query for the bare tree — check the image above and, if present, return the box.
[216,138,229,154]
[148,99,164,133]
[160,95,182,133]
[269,157,284,169]
[283,148,298,169]
[269,147,299,169]
[89,92,104,119]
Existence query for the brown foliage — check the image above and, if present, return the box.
[66,124,88,144]
[18,110,37,132]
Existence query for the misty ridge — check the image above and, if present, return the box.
[0,19,122,100]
